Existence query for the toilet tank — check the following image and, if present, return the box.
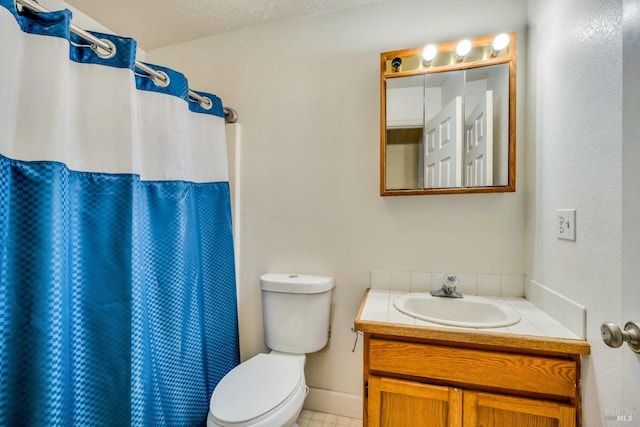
[261,273,335,354]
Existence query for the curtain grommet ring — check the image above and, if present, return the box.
[199,96,213,110]
[91,39,116,60]
[151,70,170,88]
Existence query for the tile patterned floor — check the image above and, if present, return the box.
[296,409,362,427]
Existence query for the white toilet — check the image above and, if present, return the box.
[207,273,335,427]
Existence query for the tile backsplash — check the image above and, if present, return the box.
[524,278,586,339]
[370,270,525,297]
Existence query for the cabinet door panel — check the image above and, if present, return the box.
[368,376,462,427]
[464,391,575,427]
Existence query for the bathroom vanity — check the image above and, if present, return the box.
[354,289,591,427]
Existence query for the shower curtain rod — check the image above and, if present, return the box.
[14,0,239,124]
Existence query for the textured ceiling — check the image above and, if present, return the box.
[63,0,385,50]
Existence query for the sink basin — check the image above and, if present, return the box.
[393,293,520,328]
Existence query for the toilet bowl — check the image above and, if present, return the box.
[207,353,307,427]
[207,273,334,427]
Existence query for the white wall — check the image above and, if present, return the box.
[526,1,623,425]
[148,0,527,405]
[38,0,107,31]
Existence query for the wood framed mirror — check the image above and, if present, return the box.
[380,32,516,196]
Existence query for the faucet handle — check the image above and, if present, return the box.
[443,273,459,292]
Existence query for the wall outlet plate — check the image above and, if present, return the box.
[557,209,576,241]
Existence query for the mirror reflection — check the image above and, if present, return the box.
[381,33,516,195]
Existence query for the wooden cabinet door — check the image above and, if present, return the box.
[463,391,576,427]
[367,376,463,427]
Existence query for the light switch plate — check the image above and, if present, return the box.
[557,209,576,241]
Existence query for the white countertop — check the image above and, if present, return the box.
[359,289,581,340]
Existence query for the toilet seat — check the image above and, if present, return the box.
[209,353,303,425]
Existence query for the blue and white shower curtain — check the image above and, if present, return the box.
[0,2,240,426]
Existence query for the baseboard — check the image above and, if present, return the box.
[304,387,362,419]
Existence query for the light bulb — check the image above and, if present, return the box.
[422,44,437,63]
[456,39,472,60]
[491,33,510,54]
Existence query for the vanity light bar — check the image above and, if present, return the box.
[384,32,515,75]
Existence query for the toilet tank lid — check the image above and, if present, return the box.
[260,273,335,294]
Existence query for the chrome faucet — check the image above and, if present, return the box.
[431,273,463,298]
